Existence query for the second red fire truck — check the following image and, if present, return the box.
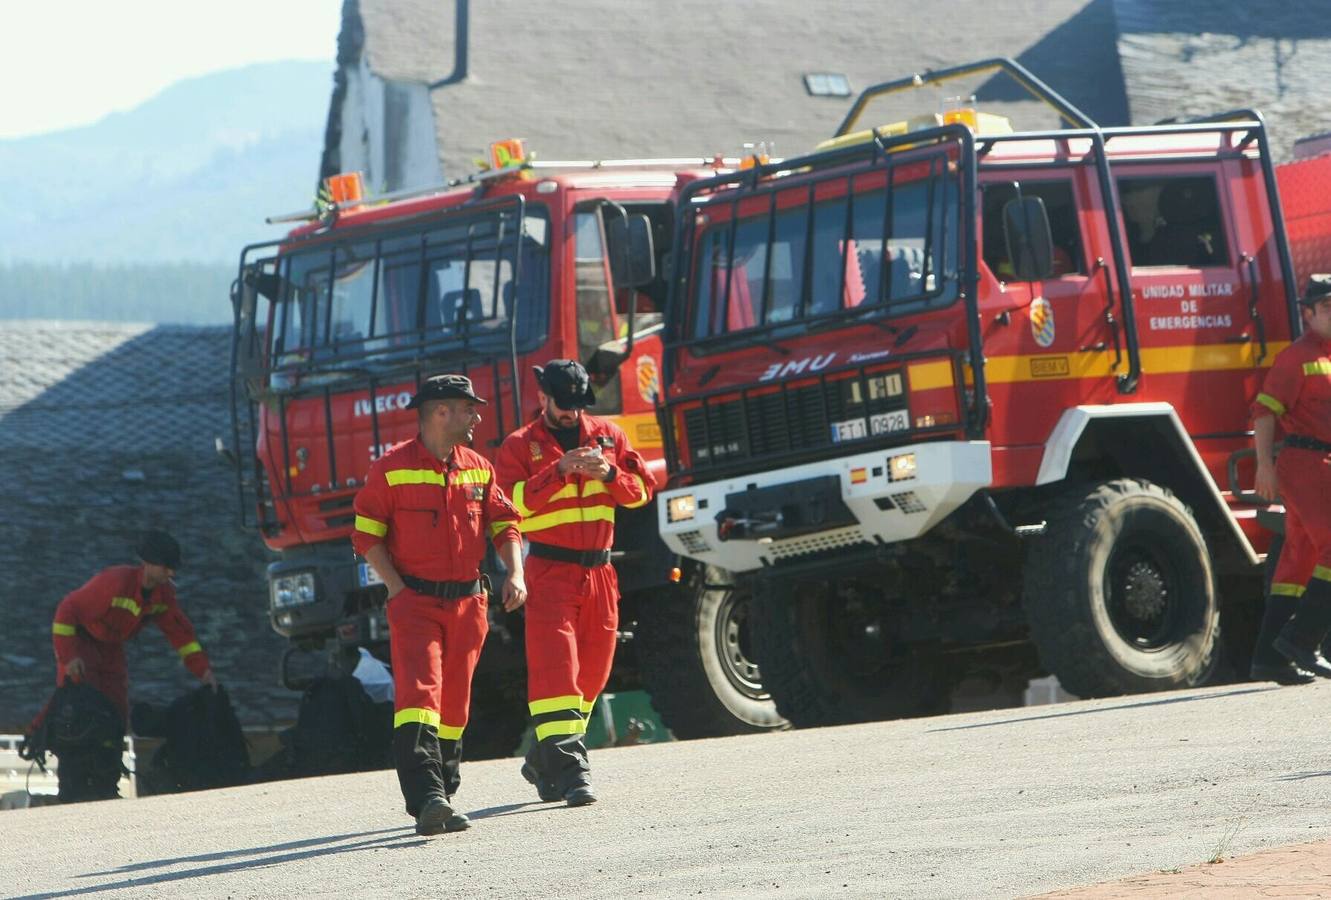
[655,58,1326,726]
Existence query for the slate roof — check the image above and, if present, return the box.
[348,0,1128,181]
[0,323,295,731]
[1114,0,1331,159]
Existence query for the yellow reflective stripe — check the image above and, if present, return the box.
[437,724,465,740]
[1314,565,1331,583]
[535,719,587,741]
[452,468,492,485]
[582,480,609,498]
[1271,582,1306,597]
[1255,393,1286,416]
[622,474,651,509]
[512,481,532,517]
[519,505,616,534]
[52,622,76,636]
[355,515,388,537]
[386,468,446,486]
[579,697,596,715]
[177,641,203,658]
[148,604,168,615]
[488,520,514,539]
[394,708,441,729]
[1303,360,1331,376]
[529,694,583,716]
[110,596,141,616]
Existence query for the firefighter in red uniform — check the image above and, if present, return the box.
[49,529,216,800]
[352,374,526,836]
[496,359,653,806]
[1251,274,1331,682]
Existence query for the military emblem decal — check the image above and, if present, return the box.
[1030,296,1056,348]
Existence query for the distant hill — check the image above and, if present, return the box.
[0,61,334,324]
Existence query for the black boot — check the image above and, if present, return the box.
[1251,592,1316,684]
[394,722,446,821]
[1274,577,1331,679]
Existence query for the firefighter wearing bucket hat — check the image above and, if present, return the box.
[42,529,216,800]
[352,373,526,836]
[496,360,654,807]
[1250,274,1331,683]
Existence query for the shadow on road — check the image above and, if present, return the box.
[927,686,1278,733]
[1273,771,1331,782]
[17,827,422,899]
[466,800,564,820]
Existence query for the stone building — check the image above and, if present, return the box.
[0,322,296,731]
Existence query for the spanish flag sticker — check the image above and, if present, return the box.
[850,467,867,484]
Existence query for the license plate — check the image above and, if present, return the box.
[830,418,868,443]
[870,409,909,435]
[358,563,383,587]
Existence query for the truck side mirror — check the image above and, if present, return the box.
[1002,196,1054,282]
[607,213,656,289]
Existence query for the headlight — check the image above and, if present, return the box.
[271,572,318,609]
[666,494,697,523]
[887,453,917,483]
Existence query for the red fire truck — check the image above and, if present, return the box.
[655,58,1308,727]
[227,146,786,755]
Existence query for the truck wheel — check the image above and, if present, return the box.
[1022,479,1219,697]
[751,575,950,728]
[634,566,787,738]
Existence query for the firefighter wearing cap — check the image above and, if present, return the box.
[496,359,654,806]
[46,529,216,800]
[1250,274,1331,682]
[352,373,526,836]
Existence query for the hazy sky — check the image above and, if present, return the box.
[1,0,342,139]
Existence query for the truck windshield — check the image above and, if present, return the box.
[269,206,549,383]
[688,166,958,341]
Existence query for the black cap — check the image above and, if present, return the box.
[406,374,488,408]
[137,529,182,569]
[533,359,596,409]
[1301,274,1331,306]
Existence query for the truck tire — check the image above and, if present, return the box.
[634,566,787,738]
[1022,478,1220,697]
[751,574,950,728]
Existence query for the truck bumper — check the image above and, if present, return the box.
[657,441,992,572]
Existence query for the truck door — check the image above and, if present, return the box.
[1115,166,1256,438]
[980,174,1121,406]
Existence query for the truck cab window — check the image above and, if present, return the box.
[574,210,622,413]
[981,180,1084,279]
[1118,175,1229,268]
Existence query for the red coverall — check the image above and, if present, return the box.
[1254,331,1331,654]
[52,564,211,722]
[496,413,653,793]
[352,437,520,808]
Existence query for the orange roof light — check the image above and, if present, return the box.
[323,171,365,210]
[489,138,528,170]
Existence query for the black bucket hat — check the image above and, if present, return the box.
[137,529,182,569]
[534,359,596,409]
[406,374,488,408]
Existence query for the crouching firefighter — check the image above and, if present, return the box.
[352,374,527,836]
[497,359,654,807]
[36,529,216,801]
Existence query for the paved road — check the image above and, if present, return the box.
[7,681,1331,899]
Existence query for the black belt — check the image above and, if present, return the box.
[1284,434,1331,453]
[529,542,612,568]
[401,574,484,599]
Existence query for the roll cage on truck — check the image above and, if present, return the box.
[226,146,786,758]
[655,58,1309,727]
